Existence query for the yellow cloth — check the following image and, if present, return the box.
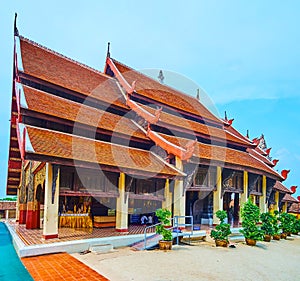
[59,214,92,229]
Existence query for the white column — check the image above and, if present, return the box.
[259,175,267,214]
[43,163,60,239]
[5,210,9,220]
[116,173,128,232]
[239,171,248,222]
[213,166,223,225]
[162,179,172,212]
[173,157,185,226]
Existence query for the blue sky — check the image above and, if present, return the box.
[0,1,299,199]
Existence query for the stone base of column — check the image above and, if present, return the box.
[19,203,27,224]
[43,234,59,240]
[26,202,40,229]
[116,228,128,232]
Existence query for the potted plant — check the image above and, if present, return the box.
[240,199,264,246]
[210,210,231,247]
[293,217,300,235]
[155,208,173,250]
[260,212,274,242]
[271,211,281,240]
[278,212,294,238]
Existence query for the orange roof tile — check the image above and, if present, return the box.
[282,193,298,203]
[24,126,181,177]
[247,148,274,167]
[19,37,126,109]
[112,59,222,125]
[289,202,300,213]
[158,133,282,179]
[139,103,252,146]
[273,181,292,194]
[22,85,147,140]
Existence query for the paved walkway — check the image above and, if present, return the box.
[22,253,109,281]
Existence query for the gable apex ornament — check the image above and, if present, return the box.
[14,13,19,36]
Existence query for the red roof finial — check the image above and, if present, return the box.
[265,148,272,156]
[228,119,234,125]
[290,186,298,194]
[281,169,290,180]
[297,196,300,202]
[272,159,279,166]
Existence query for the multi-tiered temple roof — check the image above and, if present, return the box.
[7,34,286,195]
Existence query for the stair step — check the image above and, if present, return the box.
[89,244,113,254]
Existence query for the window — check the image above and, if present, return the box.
[194,166,217,188]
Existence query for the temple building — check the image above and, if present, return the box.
[6,24,298,240]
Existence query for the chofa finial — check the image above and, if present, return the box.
[14,13,19,36]
[107,42,110,58]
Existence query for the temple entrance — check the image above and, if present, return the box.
[34,183,45,229]
[186,191,213,226]
[223,192,240,226]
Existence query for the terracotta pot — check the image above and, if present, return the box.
[264,234,271,242]
[273,234,281,240]
[159,240,172,250]
[215,240,228,247]
[281,233,287,239]
[245,238,256,246]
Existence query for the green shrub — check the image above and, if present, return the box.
[260,212,275,236]
[210,210,231,242]
[240,199,264,241]
[155,208,173,241]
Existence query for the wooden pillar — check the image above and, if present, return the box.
[15,188,20,222]
[43,163,60,239]
[259,175,267,214]
[213,166,223,225]
[282,202,288,213]
[239,171,248,222]
[19,163,27,224]
[116,173,128,232]
[173,157,185,226]
[26,162,39,229]
[162,179,172,212]
[275,192,280,212]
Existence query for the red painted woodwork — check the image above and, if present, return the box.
[265,148,272,155]
[106,57,134,94]
[126,98,162,124]
[146,126,196,161]
[106,57,196,161]
[19,209,27,224]
[26,209,40,229]
[116,228,128,232]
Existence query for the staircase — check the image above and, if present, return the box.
[229,228,244,242]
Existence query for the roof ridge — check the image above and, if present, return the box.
[19,35,112,79]
[111,57,213,109]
